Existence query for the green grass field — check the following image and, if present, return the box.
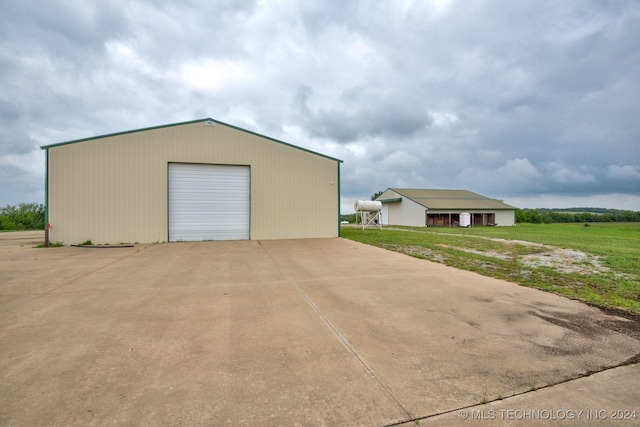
[341,223,640,313]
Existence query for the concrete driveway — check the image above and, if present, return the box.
[1,231,639,426]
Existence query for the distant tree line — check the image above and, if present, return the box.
[0,203,45,230]
[341,207,640,224]
[516,208,640,224]
[340,213,357,223]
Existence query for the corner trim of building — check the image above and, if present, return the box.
[44,148,49,226]
[337,162,341,237]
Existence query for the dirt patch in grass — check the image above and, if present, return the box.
[387,228,610,275]
[437,244,512,260]
[382,243,447,263]
[439,238,609,275]
[521,248,608,274]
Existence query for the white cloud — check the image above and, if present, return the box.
[431,111,460,127]
[552,169,596,184]
[474,149,503,163]
[179,59,259,92]
[0,150,45,177]
[381,150,421,169]
[454,158,541,196]
[495,158,540,182]
[607,164,640,180]
[0,150,45,205]
[431,0,454,16]
[543,162,596,184]
[104,40,161,79]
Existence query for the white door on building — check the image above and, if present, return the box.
[168,163,250,241]
[381,204,389,225]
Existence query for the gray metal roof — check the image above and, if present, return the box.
[380,188,517,210]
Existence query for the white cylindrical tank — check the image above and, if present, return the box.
[460,212,471,227]
[354,200,382,212]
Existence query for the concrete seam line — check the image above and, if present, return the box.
[398,362,640,426]
[257,241,415,422]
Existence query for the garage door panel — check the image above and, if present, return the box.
[169,164,250,241]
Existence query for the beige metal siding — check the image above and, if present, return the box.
[47,121,339,244]
[388,199,425,226]
[494,210,515,226]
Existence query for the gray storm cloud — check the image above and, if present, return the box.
[1,0,639,210]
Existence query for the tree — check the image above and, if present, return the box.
[371,190,385,201]
[515,207,640,224]
[0,203,45,230]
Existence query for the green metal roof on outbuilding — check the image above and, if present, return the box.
[379,188,517,210]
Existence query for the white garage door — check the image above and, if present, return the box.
[168,163,250,241]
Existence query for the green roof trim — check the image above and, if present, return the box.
[39,118,205,149]
[40,118,343,163]
[337,162,341,237]
[44,149,49,226]
[378,197,402,203]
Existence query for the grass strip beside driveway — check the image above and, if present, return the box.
[342,223,640,313]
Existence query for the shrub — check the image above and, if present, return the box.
[0,203,45,230]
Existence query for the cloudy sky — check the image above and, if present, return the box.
[2,0,639,213]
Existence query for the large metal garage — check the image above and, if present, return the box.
[42,118,342,245]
